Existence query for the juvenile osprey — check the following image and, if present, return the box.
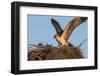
[51,17,87,46]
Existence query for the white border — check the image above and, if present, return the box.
[20,6,95,70]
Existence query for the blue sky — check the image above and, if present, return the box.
[28,15,88,57]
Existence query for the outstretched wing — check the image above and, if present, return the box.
[61,17,87,40]
[51,18,63,35]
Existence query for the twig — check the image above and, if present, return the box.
[78,39,87,47]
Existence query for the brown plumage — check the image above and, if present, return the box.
[51,17,87,46]
[51,18,63,35]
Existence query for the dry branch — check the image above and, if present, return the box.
[28,44,84,60]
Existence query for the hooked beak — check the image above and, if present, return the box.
[54,35,56,39]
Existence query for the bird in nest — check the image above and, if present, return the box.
[51,17,87,47]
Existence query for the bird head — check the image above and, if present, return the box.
[54,35,60,39]
[54,35,62,45]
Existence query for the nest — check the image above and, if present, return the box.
[28,43,84,60]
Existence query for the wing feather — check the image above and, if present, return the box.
[61,17,87,40]
[51,18,63,35]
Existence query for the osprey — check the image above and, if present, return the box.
[51,17,87,47]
